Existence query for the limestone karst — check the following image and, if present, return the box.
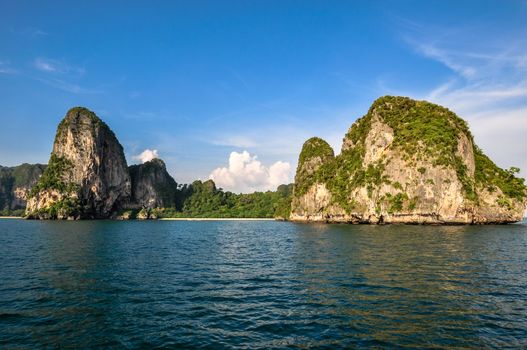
[26,107,131,219]
[290,96,527,224]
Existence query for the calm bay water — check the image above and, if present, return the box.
[1,219,526,349]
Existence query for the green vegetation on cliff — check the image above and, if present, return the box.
[368,96,479,200]
[25,155,82,219]
[474,148,526,200]
[298,137,335,165]
[29,197,82,219]
[29,155,76,197]
[294,137,334,197]
[371,96,471,164]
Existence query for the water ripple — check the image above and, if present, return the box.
[1,219,526,348]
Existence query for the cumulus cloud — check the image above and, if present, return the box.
[209,151,291,193]
[134,149,159,163]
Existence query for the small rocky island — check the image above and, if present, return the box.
[25,108,196,219]
[290,96,527,224]
[26,108,132,219]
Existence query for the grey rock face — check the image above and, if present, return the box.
[129,158,178,209]
[0,164,46,212]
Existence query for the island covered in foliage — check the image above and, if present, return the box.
[290,96,527,224]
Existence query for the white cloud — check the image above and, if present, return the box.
[134,149,159,163]
[209,151,291,193]
[0,61,17,74]
[36,78,102,94]
[34,58,57,72]
[29,28,48,37]
[32,57,92,93]
[416,44,477,79]
[269,161,292,186]
[33,57,85,75]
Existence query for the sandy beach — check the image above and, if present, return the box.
[158,218,276,221]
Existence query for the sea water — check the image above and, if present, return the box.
[1,219,526,348]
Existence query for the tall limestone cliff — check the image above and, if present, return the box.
[291,96,527,224]
[26,107,131,219]
[0,164,46,213]
[129,158,179,209]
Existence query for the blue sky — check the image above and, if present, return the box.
[1,1,527,192]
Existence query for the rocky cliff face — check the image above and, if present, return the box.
[26,107,131,219]
[291,96,527,224]
[0,164,46,213]
[129,158,178,209]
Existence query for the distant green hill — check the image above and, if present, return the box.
[119,180,293,219]
[0,163,46,216]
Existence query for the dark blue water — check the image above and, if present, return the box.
[1,219,526,349]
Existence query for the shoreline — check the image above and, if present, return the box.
[158,218,276,221]
[1,216,524,223]
[0,217,277,221]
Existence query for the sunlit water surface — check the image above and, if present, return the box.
[1,219,526,349]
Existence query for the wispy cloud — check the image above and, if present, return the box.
[29,28,48,37]
[401,21,527,175]
[34,58,56,72]
[120,110,192,122]
[11,26,49,38]
[414,44,477,79]
[1,57,97,94]
[202,123,336,160]
[36,77,102,94]
[0,60,17,74]
[30,57,100,94]
[209,135,259,148]
[203,103,360,157]
[33,57,85,75]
